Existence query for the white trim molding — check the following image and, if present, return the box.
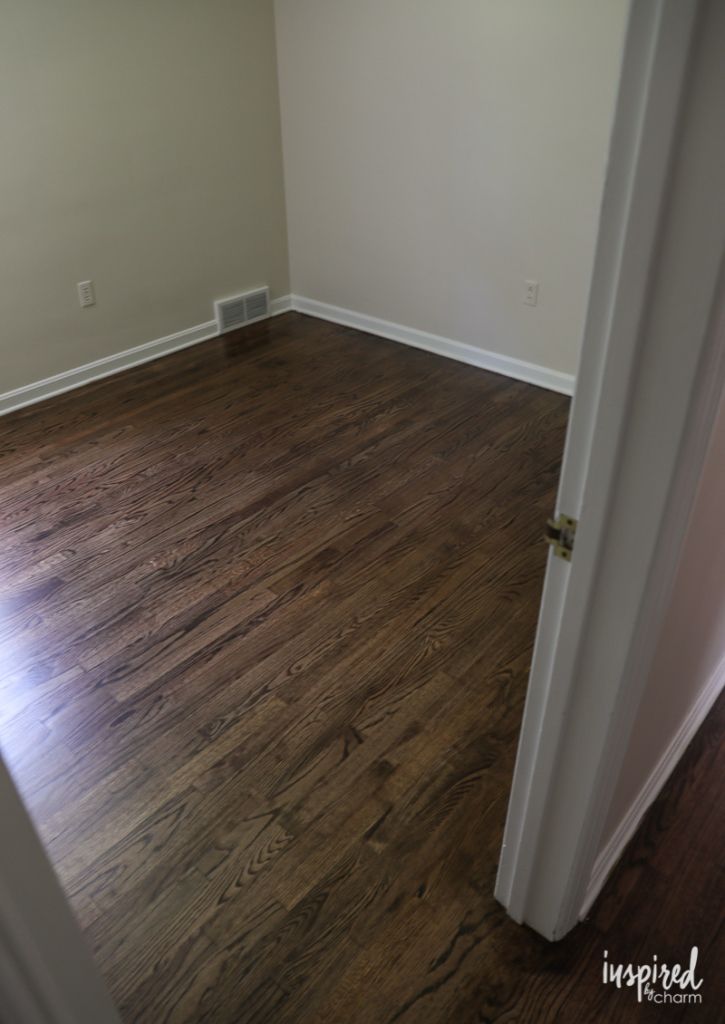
[270,295,294,317]
[0,321,217,417]
[0,291,570,418]
[0,296,293,417]
[581,655,725,919]
[290,295,575,395]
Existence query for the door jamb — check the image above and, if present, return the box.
[0,757,122,1024]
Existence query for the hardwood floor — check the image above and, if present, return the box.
[0,312,722,1022]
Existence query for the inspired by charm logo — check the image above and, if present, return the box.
[602,948,704,1005]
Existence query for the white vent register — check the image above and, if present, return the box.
[214,287,270,333]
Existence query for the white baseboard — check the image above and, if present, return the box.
[270,295,294,316]
[580,656,725,919]
[0,296,293,417]
[290,295,575,395]
[1,291,570,416]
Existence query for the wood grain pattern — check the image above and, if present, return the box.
[1,312,722,1022]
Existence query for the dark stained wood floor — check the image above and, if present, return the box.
[0,312,722,1022]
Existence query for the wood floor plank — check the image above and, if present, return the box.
[1,312,721,1023]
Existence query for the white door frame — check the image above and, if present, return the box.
[496,0,725,939]
[0,757,122,1024]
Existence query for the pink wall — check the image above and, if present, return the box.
[602,389,725,845]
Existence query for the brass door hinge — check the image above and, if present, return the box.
[545,513,577,561]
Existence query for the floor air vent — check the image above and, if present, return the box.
[214,287,270,333]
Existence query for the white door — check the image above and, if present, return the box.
[496,0,725,940]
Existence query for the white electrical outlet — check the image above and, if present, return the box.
[77,280,95,308]
[524,279,539,307]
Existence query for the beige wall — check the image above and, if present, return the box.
[0,0,289,393]
[1,1,628,394]
[602,391,725,846]
[274,0,628,376]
